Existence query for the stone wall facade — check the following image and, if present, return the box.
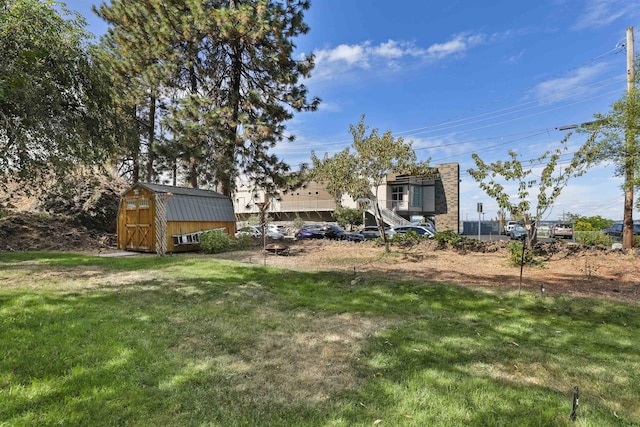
[434,162,460,232]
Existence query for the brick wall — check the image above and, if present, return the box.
[434,162,459,232]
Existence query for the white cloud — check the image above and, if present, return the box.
[310,33,485,80]
[572,0,638,30]
[426,33,485,60]
[314,43,369,68]
[532,63,609,103]
[505,50,525,64]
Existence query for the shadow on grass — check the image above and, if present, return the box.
[1,253,639,425]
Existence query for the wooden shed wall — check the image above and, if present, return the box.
[166,221,235,253]
[117,187,157,252]
[117,186,236,253]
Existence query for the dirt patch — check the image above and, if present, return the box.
[213,239,640,303]
[1,210,639,303]
[0,212,115,252]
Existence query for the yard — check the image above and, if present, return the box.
[1,245,639,426]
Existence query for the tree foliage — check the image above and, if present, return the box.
[311,115,435,251]
[332,207,363,231]
[467,133,597,242]
[564,212,613,231]
[583,68,639,248]
[0,0,116,189]
[95,0,319,194]
[586,79,640,188]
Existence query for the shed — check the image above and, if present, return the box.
[117,183,236,254]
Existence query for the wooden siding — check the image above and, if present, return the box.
[117,185,235,253]
[117,187,157,252]
[166,221,234,253]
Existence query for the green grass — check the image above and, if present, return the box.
[1,252,639,426]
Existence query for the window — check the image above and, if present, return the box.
[139,198,150,208]
[391,185,404,209]
[410,186,422,208]
[126,199,136,210]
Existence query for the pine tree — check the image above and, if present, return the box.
[95,0,319,193]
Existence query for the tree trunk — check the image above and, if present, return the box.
[144,93,156,183]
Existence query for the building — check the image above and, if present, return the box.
[117,183,236,254]
[233,162,459,232]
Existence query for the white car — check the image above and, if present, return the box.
[235,226,284,240]
[266,224,287,236]
[389,225,435,238]
[503,221,520,235]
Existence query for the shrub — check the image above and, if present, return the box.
[508,240,541,267]
[433,230,468,247]
[575,231,613,247]
[200,231,253,254]
[292,216,305,230]
[390,231,424,246]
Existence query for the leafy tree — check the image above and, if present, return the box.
[96,0,319,195]
[332,207,363,231]
[583,70,640,248]
[311,115,435,252]
[565,213,613,231]
[0,0,116,190]
[467,133,597,246]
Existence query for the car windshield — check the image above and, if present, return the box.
[513,226,526,232]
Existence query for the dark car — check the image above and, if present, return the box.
[509,225,527,240]
[359,225,390,240]
[295,224,364,242]
[294,224,325,239]
[322,224,365,241]
[550,223,573,239]
[603,222,640,238]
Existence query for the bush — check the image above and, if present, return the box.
[575,231,613,247]
[508,241,541,267]
[200,230,253,254]
[292,216,305,231]
[433,230,468,247]
[389,231,424,246]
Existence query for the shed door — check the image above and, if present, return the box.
[123,197,153,250]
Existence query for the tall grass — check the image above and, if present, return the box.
[1,252,638,426]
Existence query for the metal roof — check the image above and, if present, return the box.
[131,183,236,222]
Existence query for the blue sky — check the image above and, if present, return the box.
[63,0,640,222]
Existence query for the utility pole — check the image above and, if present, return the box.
[623,26,635,249]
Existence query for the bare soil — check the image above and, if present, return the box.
[1,211,639,303]
[0,212,116,252]
[213,239,640,303]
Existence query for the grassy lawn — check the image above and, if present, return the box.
[1,252,638,426]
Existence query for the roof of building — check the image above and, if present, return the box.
[128,183,236,222]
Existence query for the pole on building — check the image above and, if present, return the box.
[623,26,635,249]
[256,194,270,252]
[477,202,483,241]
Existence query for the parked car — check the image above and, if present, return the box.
[389,225,435,238]
[509,225,527,240]
[266,224,287,236]
[414,222,437,234]
[550,223,573,239]
[235,225,284,240]
[295,224,364,242]
[294,224,325,239]
[503,220,521,235]
[236,226,261,238]
[359,225,390,240]
[603,222,640,238]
